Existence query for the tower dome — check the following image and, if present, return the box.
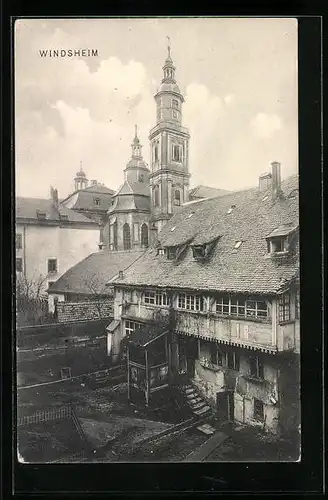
[74,161,88,191]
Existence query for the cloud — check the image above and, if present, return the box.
[224,94,235,105]
[250,112,283,139]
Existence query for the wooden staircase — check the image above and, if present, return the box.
[181,383,213,419]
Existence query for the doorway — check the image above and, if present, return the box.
[216,391,234,422]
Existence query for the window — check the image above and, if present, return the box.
[123,290,132,303]
[16,258,23,273]
[249,356,264,379]
[141,223,149,248]
[48,259,57,273]
[210,343,220,365]
[268,237,286,253]
[234,241,242,249]
[178,293,203,312]
[172,99,179,109]
[36,210,46,220]
[153,186,159,207]
[138,173,144,182]
[154,144,158,162]
[227,350,240,371]
[157,248,165,257]
[144,291,169,307]
[279,293,291,322]
[174,189,181,206]
[94,198,101,206]
[133,223,139,243]
[16,234,22,249]
[295,289,300,319]
[113,222,118,250]
[172,110,177,119]
[215,296,268,320]
[125,320,142,336]
[254,399,264,421]
[192,245,206,260]
[167,247,177,260]
[123,223,131,250]
[172,144,182,162]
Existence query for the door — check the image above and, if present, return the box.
[216,392,229,422]
[186,338,197,377]
[228,391,234,421]
[186,356,195,378]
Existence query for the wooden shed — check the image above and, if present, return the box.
[126,324,170,407]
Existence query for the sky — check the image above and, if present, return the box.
[15,17,298,199]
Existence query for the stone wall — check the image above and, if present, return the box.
[57,300,113,323]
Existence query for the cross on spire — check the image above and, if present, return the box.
[167,36,171,58]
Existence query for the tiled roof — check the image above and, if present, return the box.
[189,185,231,200]
[48,250,145,295]
[115,180,150,197]
[60,189,113,212]
[111,175,299,295]
[16,197,98,224]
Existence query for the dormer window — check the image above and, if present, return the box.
[191,236,221,261]
[269,237,286,253]
[266,223,298,256]
[36,210,46,220]
[192,245,206,260]
[59,213,68,221]
[167,246,177,260]
[94,198,101,206]
[234,241,242,249]
[157,248,165,257]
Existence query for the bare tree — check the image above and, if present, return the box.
[16,274,51,326]
[82,272,113,322]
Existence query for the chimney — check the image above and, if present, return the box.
[271,161,282,200]
[118,270,124,280]
[51,187,59,209]
[259,172,272,191]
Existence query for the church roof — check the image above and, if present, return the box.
[48,250,145,295]
[16,197,98,225]
[60,185,114,212]
[189,185,231,200]
[157,81,181,95]
[110,175,299,296]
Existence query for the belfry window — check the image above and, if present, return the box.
[172,144,182,162]
[123,223,131,250]
[174,189,181,206]
[141,223,149,248]
[154,144,159,162]
[172,99,179,109]
[153,186,160,207]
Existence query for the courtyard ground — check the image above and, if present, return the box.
[17,374,299,463]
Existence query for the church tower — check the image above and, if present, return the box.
[106,126,151,251]
[74,162,88,191]
[149,41,190,233]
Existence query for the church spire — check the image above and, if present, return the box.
[163,36,175,82]
[131,124,142,158]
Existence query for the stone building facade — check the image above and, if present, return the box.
[108,164,300,436]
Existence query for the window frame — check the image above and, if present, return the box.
[173,189,181,206]
[249,355,264,379]
[279,292,291,323]
[16,233,22,249]
[125,320,142,336]
[16,257,23,273]
[215,295,269,320]
[123,223,131,250]
[178,293,204,312]
[47,258,58,274]
[254,398,264,421]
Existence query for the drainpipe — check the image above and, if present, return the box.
[23,225,27,278]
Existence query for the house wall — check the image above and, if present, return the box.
[111,285,299,434]
[16,222,99,293]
